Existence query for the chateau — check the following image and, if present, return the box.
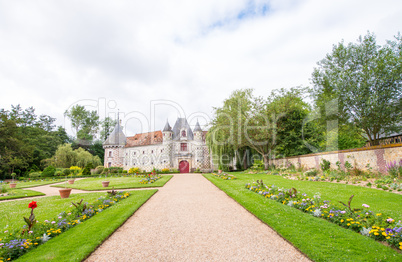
[103,118,212,173]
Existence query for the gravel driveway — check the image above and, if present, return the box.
[85,174,310,262]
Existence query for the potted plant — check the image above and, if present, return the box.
[102,181,110,187]
[59,175,72,198]
[9,173,17,188]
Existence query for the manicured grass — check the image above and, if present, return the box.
[51,175,173,190]
[204,173,402,262]
[3,179,66,189]
[16,190,157,262]
[0,189,45,201]
[0,193,106,239]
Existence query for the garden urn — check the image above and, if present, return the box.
[59,188,72,198]
[102,181,110,187]
[9,183,17,188]
[68,179,75,184]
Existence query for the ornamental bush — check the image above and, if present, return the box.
[42,166,56,177]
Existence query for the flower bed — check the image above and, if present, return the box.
[0,191,131,261]
[139,174,161,184]
[245,180,402,250]
[212,173,237,180]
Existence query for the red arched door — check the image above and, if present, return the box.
[179,160,189,173]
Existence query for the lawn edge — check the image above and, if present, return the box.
[202,174,313,261]
[49,175,174,190]
[81,189,158,261]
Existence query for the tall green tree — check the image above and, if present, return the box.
[207,89,253,170]
[0,112,33,177]
[100,117,117,141]
[64,105,99,143]
[311,32,402,146]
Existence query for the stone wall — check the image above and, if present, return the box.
[271,143,402,173]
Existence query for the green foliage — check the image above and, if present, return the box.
[29,172,42,178]
[42,165,56,177]
[128,167,141,174]
[311,32,402,146]
[251,160,264,171]
[46,144,101,168]
[64,105,99,142]
[81,163,92,176]
[320,159,331,171]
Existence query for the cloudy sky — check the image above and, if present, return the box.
[0,0,401,137]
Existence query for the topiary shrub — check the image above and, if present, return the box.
[42,166,56,177]
[128,167,141,174]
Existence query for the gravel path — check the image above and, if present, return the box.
[86,174,310,262]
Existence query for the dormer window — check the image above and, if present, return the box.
[181,130,186,137]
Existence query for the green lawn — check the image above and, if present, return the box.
[4,179,66,189]
[51,175,173,190]
[0,189,45,201]
[0,193,106,239]
[204,173,402,262]
[1,190,157,262]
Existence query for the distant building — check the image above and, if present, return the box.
[103,118,212,173]
[365,132,402,147]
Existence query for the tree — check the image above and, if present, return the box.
[207,89,254,170]
[311,32,402,146]
[64,105,99,143]
[100,117,117,141]
[0,111,33,177]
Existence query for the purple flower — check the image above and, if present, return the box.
[362,204,370,208]
[340,211,346,214]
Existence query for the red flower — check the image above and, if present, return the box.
[28,201,37,209]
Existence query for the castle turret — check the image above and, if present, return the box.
[103,120,126,168]
[162,120,173,168]
[193,120,203,142]
[193,120,204,170]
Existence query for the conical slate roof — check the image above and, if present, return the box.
[163,120,172,132]
[193,121,202,132]
[103,122,126,146]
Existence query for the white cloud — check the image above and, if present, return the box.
[0,0,401,137]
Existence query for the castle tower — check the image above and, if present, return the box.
[162,120,173,167]
[103,120,126,168]
[193,120,204,169]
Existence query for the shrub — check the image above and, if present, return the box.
[54,170,63,176]
[161,168,170,174]
[0,185,7,193]
[62,169,71,176]
[94,166,104,174]
[109,167,123,173]
[122,170,128,174]
[251,160,264,171]
[69,166,81,175]
[305,169,318,177]
[128,167,141,174]
[320,159,331,172]
[82,163,92,176]
[42,166,56,177]
[102,168,109,174]
[29,172,42,178]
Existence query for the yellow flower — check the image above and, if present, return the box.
[347,223,351,226]
[374,232,379,236]
[341,219,344,223]
[382,232,387,236]
[376,213,382,216]
[386,236,391,239]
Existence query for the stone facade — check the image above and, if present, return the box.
[103,118,212,173]
[271,144,402,173]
